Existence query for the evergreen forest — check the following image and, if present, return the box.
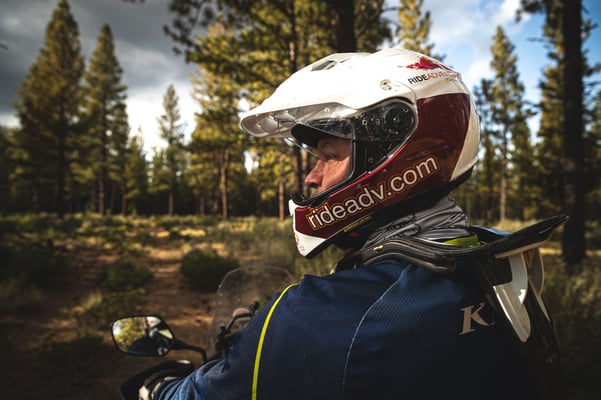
[1,0,599,263]
[0,0,600,399]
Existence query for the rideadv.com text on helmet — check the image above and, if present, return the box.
[306,156,439,230]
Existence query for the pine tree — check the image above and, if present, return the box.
[189,32,247,219]
[396,0,442,59]
[158,84,185,216]
[510,108,537,220]
[536,59,564,216]
[586,90,601,222]
[489,26,529,222]
[123,129,150,215]
[81,23,129,215]
[165,0,391,215]
[110,104,131,213]
[0,126,13,212]
[561,0,586,264]
[13,0,84,217]
[518,0,563,218]
[519,0,592,266]
[149,148,170,214]
[472,78,502,223]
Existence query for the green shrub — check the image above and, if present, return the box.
[27,248,70,289]
[543,255,601,399]
[0,232,70,313]
[15,213,54,232]
[0,276,43,313]
[79,288,148,328]
[586,220,601,248]
[115,237,146,256]
[249,218,294,263]
[0,218,17,234]
[100,260,153,292]
[293,245,344,278]
[0,244,18,281]
[180,249,239,291]
[196,217,340,278]
[0,242,70,290]
[168,227,185,240]
[40,334,108,384]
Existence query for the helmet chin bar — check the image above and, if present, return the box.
[330,171,473,251]
[292,169,474,259]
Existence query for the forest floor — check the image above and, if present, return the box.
[1,216,600,399]
[0,228,218,400]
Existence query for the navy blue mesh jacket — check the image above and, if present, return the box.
[156,259,533,400]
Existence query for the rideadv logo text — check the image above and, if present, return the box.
[306,156,439,230]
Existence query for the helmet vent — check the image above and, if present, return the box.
[311,57,349,71]
[311,60,337,71]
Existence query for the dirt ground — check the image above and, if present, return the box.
[0,235,218,400]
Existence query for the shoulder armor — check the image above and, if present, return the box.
[352,214,568,275]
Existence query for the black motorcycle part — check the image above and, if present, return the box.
[120,359,194,400]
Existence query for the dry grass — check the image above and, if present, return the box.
[1,215,599,399]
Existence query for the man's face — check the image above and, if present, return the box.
[304,136,351,196]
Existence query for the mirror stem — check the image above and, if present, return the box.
[172,338,207,362]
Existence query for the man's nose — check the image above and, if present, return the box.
[304,161,323,189]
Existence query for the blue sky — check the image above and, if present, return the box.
[426,0,600,106]
[425,0,600,134]
[423,0,601,100]
[1,0,599,154]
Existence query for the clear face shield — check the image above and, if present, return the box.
[250,99,417,205]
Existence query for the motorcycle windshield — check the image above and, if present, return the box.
[207,266,294,355]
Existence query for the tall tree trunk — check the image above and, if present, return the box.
[288,4,304,212]
[32,187,39,214]
[99,125,107,216]
[561,0,586,269]
[278,178,286,221]
[168,152,175,216]
[168,177,174,216]
[57,113,67,219]
[57,128,66,219]
[198,195,204,216]
[98,175,106,215]
[220,148,229,219]
[121,179,127,215]
[500,133,508,222]
[331,0,357,51]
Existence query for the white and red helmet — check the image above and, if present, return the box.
[240,48,479,258]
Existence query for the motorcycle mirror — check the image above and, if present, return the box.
[111,315,175,357]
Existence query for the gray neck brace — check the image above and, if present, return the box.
[362,195,470,249]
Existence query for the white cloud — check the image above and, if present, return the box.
[494,0,520,25]
[426,0,482,48]
[0,0,200,158]
[126,77,198,156]
[4,0,598,145]
[119,44,175,84]
[466,57,492,85]
[0,113,17,127]
[422,0,534,91]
